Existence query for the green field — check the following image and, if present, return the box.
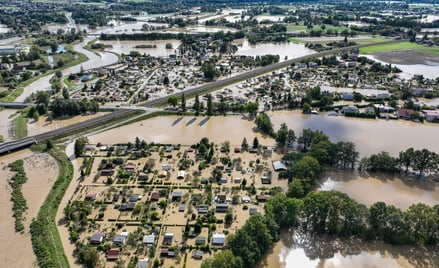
[360,42,424,54]
[12,116,27,139]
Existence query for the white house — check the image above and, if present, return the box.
[212,233,225,246]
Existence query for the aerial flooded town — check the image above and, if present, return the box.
[0,0,439,267]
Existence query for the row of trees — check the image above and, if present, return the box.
[359,148,439,175]
[203,190,439,267]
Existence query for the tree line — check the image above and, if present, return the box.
[359,147,439,176]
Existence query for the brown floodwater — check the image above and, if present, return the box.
[89,111,439,157]
[0,149,58,268]
[85,111,439,267]
[257,229,438,268]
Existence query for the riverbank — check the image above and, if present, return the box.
[0,150,58,267]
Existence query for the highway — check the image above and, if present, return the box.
[140,40,400,107]
[0,40,400,154]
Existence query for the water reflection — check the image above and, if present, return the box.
[236,40,315,61]
[258,229,438,268]
[319,170,439,210]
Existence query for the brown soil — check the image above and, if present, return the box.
[372,50,439,65]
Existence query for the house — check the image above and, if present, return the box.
[398,109,414,120]
[142,234,155,247]
[257,195,267,202]
[177,170,186,179]
[216,204,229,213]
[100,169,115,176]
[107,248,120,260]
[90,232,106,244]
[219,177,228,184]
[412,88,432,96]
[234,147,241,153]
[113,232,129,244]
[138,258,149,268]
[233,178,242,184]
[342,105,359,114]
[241,196,251,203]
[422,110,439,122]
[249,148,258,154]
[192,250,204,259]
[179,204,185,212]
[249,208,259,215]
[165,146,173,153]
[215,194,227,203]
[342,92,354,101]
[129,194,142,202]
[162,164,172,171]
[212,233,225,246]
[198,204,209,214]
[84,194,97,201]
[272,161,287,171]
[138,174,148,183]
[163,233,174,245]
[195,236,206,245]
[172,191,182,201]
[112,194,120,202]
[120,202,135,211]
[125,162,136,173]
[150,192,160,202]
[261,176,272,184]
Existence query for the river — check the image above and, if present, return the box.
[15,37,118,102]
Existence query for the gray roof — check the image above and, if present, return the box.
[272,161,287,171]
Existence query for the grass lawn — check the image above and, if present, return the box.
[287,37,304,43]
[12,116,27,139]
[0,43,88,102]
[416,47,439,56]
[360,41,423,54]
[63,77,74,89]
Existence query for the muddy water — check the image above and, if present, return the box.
[89,112,439,157]
[0,109,18,141]
[87,111,439,267]
[100,39,181,57]
[0,149,58,268]
[258,230,438,268]
[319,170,439,210]
[236,40,315,61]
[364,54,439,80]
[88,115,272,146]
[15,37,118,102]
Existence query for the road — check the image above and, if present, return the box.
[0,40,401,154]
[140,40,401,107]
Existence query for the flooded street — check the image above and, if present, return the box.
[87,110,439,267]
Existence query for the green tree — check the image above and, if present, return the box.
[62,87,69,100]
[398,147,415,173]
[254,113,274,136]
[78,246,100,268]
[206,94,213,116]
[74,136,89,157]
[167,95,178,107]
[35,91,50,107]
[252,137,259,149]
[412,149,438,175]
[245,102,258,117]
[201,63,219,81]
[265,193,303,227]
[194,93,200,116]
[241,137,248,151]
[302,102,311,114]
[201,250,241,268]
[181,93,186,113]
[275,123,288,148]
